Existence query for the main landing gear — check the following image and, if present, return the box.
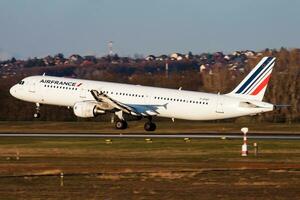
[33,103,41,118]
[144,117,156,131]
[144,121,156,131]
[115,119,156,131]
[114,111,156,131]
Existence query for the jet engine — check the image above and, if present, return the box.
[73,102,105,118]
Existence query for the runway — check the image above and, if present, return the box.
[0,133,300,140]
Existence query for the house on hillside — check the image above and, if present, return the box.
[145,55,156,61]
[232,51,241,57]
[228,64,238,71]
[53,54,65,65]
[224,55,231,61]
[244,50,256,58]
[199,64,206,73]
[84,55,97,63]
[81,60,94,66]
[69,54,83,64]
[43,56,55,66]
[156,54,168,61]
[213,52,225,62]
[170,53,184,61]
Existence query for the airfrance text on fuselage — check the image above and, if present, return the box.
[40,79,80,87]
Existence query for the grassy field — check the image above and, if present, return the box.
[0,137,299,199]
[0,121,300,134]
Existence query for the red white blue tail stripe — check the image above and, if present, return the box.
[229,57,275,101]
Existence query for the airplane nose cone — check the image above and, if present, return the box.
[9,85,16,97]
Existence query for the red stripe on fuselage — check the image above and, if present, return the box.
[251,74,271,95]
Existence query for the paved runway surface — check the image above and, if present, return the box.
[0,133,300,140]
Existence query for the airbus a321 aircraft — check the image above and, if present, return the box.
[10,57,276,131]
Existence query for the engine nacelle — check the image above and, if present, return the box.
[73,102,105,118]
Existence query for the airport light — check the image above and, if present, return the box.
[105,139,113,144]
[145,138,152,143]
[184,138,191,142]
[253,142,258,156]
[221,136,227,140]
[16,151,20,160]
[60,172,64,187]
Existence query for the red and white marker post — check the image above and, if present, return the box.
[241,127,248,156]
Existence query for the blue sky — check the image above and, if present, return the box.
[0,0,299,59]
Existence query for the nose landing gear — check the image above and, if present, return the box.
[114,111,128,130]
[115,120,128,129]
[34,103,41,118]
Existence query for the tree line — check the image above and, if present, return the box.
[0,48,299,123]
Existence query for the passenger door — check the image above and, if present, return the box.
[29,81,36,93]
[216,93,224,113]
[79,87,87,99]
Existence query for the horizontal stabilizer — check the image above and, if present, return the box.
[274,104,291,109]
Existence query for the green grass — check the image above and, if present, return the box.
[0,137,299,199]
[0,137,299,164]
[0,121,300,133]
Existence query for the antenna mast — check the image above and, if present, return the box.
[108,41,114,56]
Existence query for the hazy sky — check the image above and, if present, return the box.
[0,0,299,59]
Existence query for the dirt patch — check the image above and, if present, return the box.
[146,171,197,180]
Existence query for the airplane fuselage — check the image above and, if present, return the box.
[10,75,274,121]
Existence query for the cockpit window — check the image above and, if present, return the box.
[18,81,25,85]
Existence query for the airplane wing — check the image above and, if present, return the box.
[90,90,161,116]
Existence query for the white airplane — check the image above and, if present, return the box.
[10,57,276,131]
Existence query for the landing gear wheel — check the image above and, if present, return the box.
[34,103,41,119]
[144,122,156,131]
[33,113,40,118]
[115,120,128,129]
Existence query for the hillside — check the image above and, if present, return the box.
[0,48,299,122]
